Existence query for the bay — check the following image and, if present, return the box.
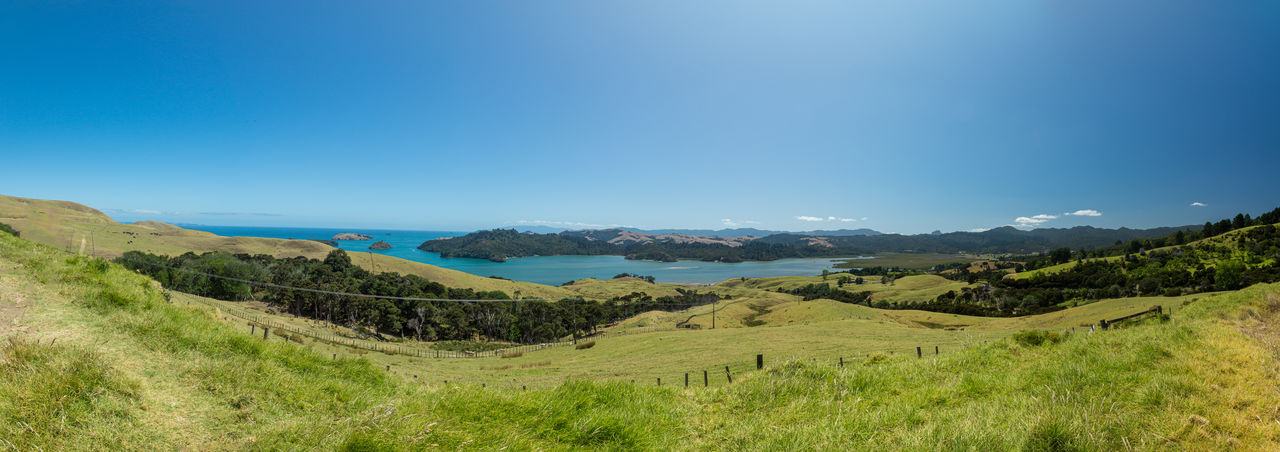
[183,225,857,285]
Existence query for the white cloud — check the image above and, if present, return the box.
[1014,214,1058,227]
[860,217,868,221]
[513,219,634,229]
[797,215,859,222]
[1064,209,1102,217]
[1191,202,1207,207]
[721,218,761,228]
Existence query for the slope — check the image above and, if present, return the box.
[2,230,1279,449]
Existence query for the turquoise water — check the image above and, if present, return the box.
[185,225,855,285]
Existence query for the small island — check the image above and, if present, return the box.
[332,233,373,241]
[368,240,392,250]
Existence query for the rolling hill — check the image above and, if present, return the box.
[2,228,1278,449]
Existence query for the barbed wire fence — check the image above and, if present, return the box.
[50,230,1068,392]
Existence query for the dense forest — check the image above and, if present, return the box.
[420,225,1195,263]
[118,249,720,344]
[790,207,1280,317]
[924,209,1280,316]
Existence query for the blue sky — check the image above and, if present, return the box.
[2,1,1277,233]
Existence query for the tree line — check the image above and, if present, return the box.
[935,223,1280,316]
[117,249,720,344]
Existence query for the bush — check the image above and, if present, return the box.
[0,222,18,237]
[575,341,596,350]
[500,351,523,358]
[1163,288,1183,297]
[1012,330,1063,347]
[430,340,511,352]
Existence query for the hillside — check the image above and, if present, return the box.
[3,230,1279,449]
[0,194,579,299]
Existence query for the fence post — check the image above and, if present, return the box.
[725,366,732,383]
[657,377,661,386]
[704,370,708,387]
[332,353,336,360]
[935,346,939,355]
[685,373,689,387]
[263,327,270,340]
[757,354,763,370]
[839,357,844,367]
[916,346,921,358]
[251,324,255,335]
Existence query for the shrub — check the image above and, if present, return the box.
[1012,330,1063,347]
[501,351,523,358]
[0,222,18,237]
[575,341,596,350]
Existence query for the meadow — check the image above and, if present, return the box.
[3,231,1278,449]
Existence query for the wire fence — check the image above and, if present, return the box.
[54,234,1121,392]
[178,290,700,359]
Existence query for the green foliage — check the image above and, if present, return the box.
[430,340,512,352]
[575,341,596,350]
[778,283,873,305]
[0,221,18,237]
[1012,330,1063,347]
[952,224,1280,314]
[118,250,720,344]
[3,231,1280,449]
[422,224,1205,264]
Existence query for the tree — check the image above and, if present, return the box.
[1215,260,1246,291]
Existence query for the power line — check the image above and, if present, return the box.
[114,253,720,308]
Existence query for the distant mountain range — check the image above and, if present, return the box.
[422,224,1197,263]
[513,226,882,237]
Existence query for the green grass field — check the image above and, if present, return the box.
[3,230,1280,449]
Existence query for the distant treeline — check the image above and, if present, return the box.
[936,213,1280,315]
[420,225,1197,263]
[1003,207,1280,272]
[118,249,719,344]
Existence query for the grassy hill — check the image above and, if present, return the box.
[0,194,584,299]
[1010,223,1277,280]
[3,230,1278,449]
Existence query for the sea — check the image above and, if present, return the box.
[184,225,861,285]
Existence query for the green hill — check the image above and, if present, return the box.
[3,227,1280,449]
[0,194,580,299]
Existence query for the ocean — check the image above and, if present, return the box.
[183,225,851,285]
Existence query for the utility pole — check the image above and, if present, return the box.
[711,300,716,329]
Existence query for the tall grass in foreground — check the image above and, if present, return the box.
[1,231,1278,450]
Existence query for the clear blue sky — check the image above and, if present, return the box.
[2,1,1277,233]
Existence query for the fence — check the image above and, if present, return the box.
[179,291,682,359]
[1099,305,1163,329]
